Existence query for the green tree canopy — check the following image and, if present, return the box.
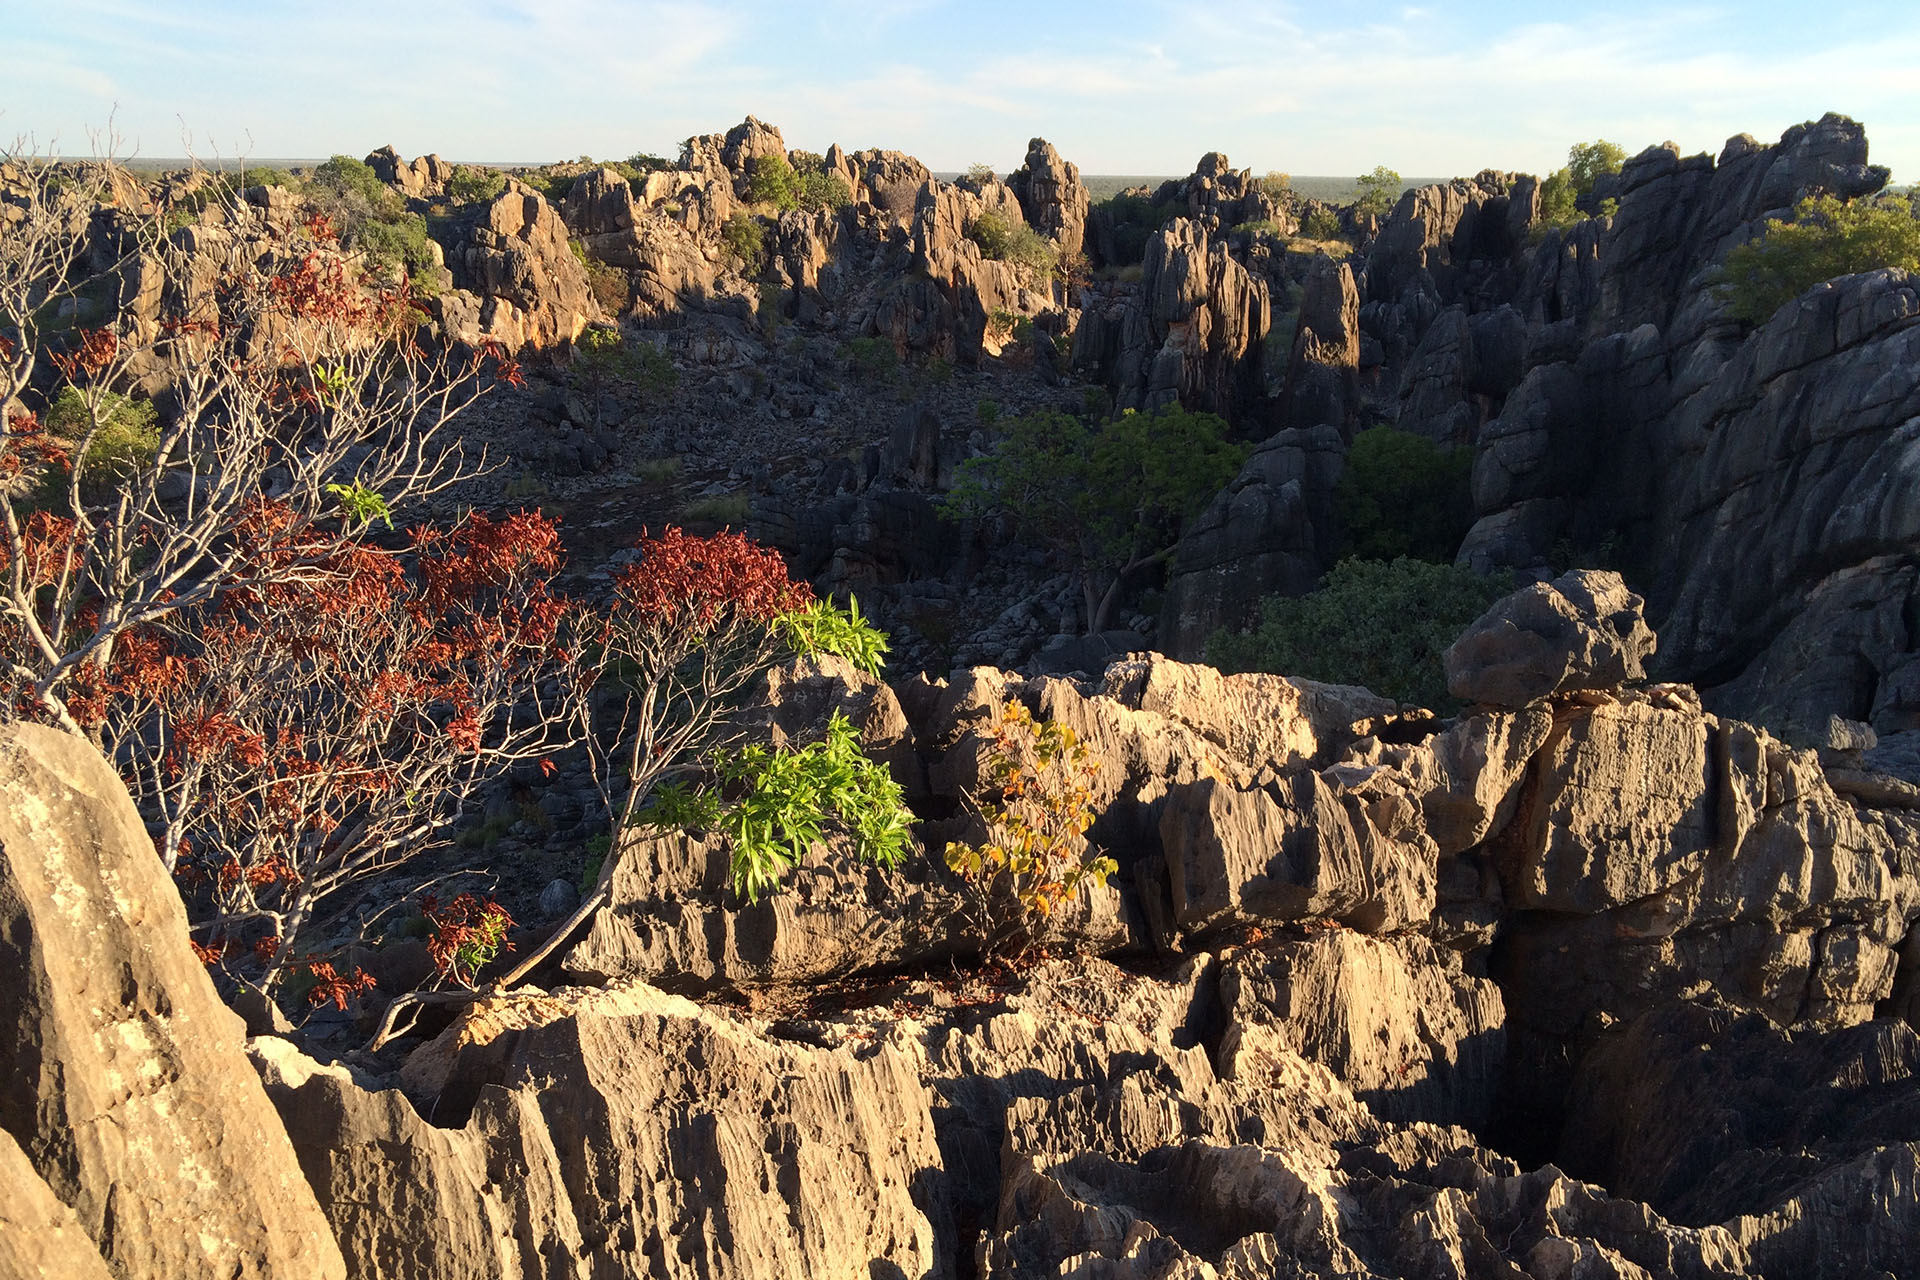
[1207,558,1512,710]
[1538,139,1627,229]
[1354,166,1402,217]
[1568,140,1627,193]
[1719,193,1920,324]
[1334,427,1474,563]
[942,406,1249,632]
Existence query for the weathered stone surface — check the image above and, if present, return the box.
[0,1128,113,1280]
[0,723,345,1280]
[271,982,947,1280]
[1446,569,1658,708]
[1159,765,1437,939]
[441,179,596,349]
[1113,217,1270,416]
[364,145,450,198]
[1008,137,1090,263]
[1279,256,1361,436]
[1218,931,1505,1129]
[1157,424,1344,657]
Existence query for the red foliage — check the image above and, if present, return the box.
[97,502,580,984]
[303,962,377,1010]
[49,328,117,381]
[613,526,811,629]
[0,410,70,483]
[421,892,515,988]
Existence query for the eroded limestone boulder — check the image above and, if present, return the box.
[0,723,345,1280]
[1445,569,1658,708]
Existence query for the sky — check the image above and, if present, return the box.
[3,0,1917,183]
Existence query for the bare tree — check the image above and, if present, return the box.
[0,143,495,732]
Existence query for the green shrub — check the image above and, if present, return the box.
[44,386,160,484]
[632,455,683,483]
[965,162,997,185]
[626,152,675,173]
[967,211,1057,276]
[646,710,912,902]
[1256,171,1291,198]
[1354,166,1402,218]
[446,165,507,206]
[847,336,899,382]
[1093,191,1184,264]
[774,596,890,676]
[747,154,799,211]
[1301,207,1343,241]
[350,211,438,287]
[1207,558,1512,710]
[1334,427,1475,563]
[943,405,1248,633]
[721,212,766,273]
[1719,193,1920,324]
[313,155,391,208]
[1535,140,1626,232]
[680,493,751,524]
[795,171,852,213]
[1568,140,1626,193]
[238,166,295,190]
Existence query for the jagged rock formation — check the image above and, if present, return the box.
[8,577,1920,1275]
[364,145,451,199]
[0,723,346,1280]
[1008,137,1090,263]
[437,179,596,350]
[1155,425,1344,656]
[1074,215,1271,415]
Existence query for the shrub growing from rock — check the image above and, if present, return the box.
[966,211,1057,276]
[722,212,767,273]
[1719,193,1920,324]
[1207,558,1513,710]
[944,699,1114,956]
[1354,166,1402,217]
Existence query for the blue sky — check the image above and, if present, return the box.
[4,1,1917,181]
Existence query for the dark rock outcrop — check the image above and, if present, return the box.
[1445,569,1659,708]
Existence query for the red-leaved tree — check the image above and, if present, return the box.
[99,506,583,992]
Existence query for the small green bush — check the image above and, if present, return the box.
[774,596,890,676]
[313,155,391,208]
[847,336,899,381]
[1256,170,1291,198]
[446,165,507,206]
[1207,558,1512,710]
[45,387,161,484]
[967,211,1057,276]
[646,711,912,902]
[747,154,799,211]
[626,152,675,174]
[632,455,683,483]
[680,493,751,524]
[350,211,438,288]
[1300,207,1343,241]
[795,171,852,213]
[721,212,767,273]
[1092,191,1185,264]
[576,327,677,396]
[1719,193,1920,324]
[238,166,295,190]
[1334,427,1475,563]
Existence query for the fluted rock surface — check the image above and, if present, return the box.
[0,723,345,1280]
